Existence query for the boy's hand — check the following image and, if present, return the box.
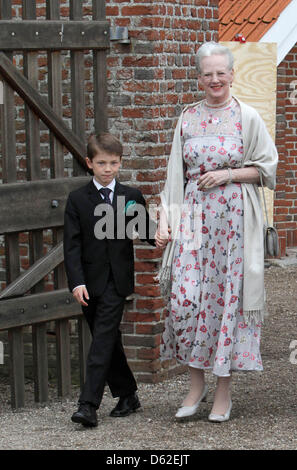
[155,226,172,249]
[73,286,89,306]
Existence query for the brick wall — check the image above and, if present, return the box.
[0,0,219,383]
[275,43,297,256]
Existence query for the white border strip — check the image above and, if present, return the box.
[0,341,3,365]
[0,80,3,104]
[260,0,297,65]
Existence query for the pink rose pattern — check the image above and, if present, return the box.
[161,99,263,376]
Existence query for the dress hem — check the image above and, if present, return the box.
[161,356,263,376]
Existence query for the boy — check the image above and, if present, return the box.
[64,133,156,427]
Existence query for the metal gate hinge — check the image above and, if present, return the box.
[109,26,130,44]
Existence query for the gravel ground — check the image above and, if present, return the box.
[0,264,296,451]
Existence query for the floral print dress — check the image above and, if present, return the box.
[161,98,263,376]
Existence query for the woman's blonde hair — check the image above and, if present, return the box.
[195,41,234,74]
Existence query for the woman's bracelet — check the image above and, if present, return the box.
[227,168,233,184]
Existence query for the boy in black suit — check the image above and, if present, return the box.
[64,133,156,427]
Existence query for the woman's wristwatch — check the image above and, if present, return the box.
[227,167,233,184]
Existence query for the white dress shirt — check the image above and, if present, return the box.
[93,177,116,203]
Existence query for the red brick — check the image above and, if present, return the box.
[137,347,160,360]
[123,312,161,323]
[121,6,154,16]
[136,170,166,182]
[134,257,158,271]
[172,69,187,79]
[129,360,161,373]
[134,285,160,297]
[137,184,161,195]
[136,274,158,285]
[136,324,160,335]
[274,199,293,207]
[274,215,289,222]
[122,56,159,68]
[136,298,165,311]
[106,6,119,16]
[135,248,163,260]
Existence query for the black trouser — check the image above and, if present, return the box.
[79,272,137,409]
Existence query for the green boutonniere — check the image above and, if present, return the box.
[125,200,137,215]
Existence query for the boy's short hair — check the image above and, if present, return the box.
[87,133,123,160]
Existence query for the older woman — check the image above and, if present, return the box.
[156,42,278,422]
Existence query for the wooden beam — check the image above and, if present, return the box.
[22,0,48,406]
[0,20,110,50]
[22,0,36,20]
[70,0,86,177]
[0,0,25,410]
[46,0,60,20]
[0,0,12,19]
[0,51,89,171]
[93,0,106,20]
[0,242,64,299]
[32,322,49,403]
[0,176,90,234]
[70,0,83,20]
[8,328,25,409]
[93,0,108,133]
[47,7,64,179]
[0,289,82,330]
[56,319,72,397]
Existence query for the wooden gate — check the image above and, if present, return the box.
[0,0,109,408]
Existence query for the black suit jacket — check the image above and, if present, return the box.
[63,180,156,297]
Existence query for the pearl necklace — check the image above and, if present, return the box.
[205,95,232,109]
[203,95,232,124]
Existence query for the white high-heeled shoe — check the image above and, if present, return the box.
[208,400,232,423]
[175,384,208,418]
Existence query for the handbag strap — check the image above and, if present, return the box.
[259,171,269,226]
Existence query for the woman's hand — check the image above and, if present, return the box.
[198,167,261,189]
[155,207,172,249]
[155,226,172,249]
[198,169,229,190]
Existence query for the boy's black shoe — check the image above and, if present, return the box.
[110,393,141,417]
[71,403,98,427]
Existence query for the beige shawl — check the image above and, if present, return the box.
[158,96,278,324]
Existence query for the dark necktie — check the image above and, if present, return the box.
[99,187,112,205]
